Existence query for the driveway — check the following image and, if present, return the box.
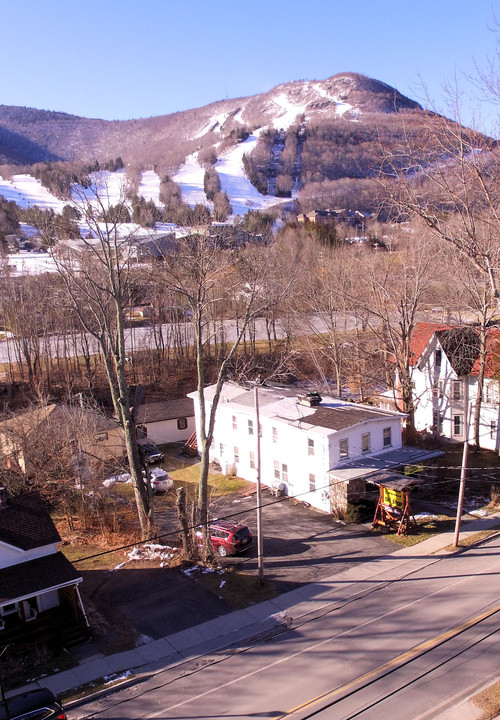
[81,490,395,644]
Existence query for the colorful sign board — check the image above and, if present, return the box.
[382,487,404,511]
[404,464,424,476]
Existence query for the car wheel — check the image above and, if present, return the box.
[217,545,228,557]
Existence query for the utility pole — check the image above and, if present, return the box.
[453,405,472,549]
[254,384,264,583]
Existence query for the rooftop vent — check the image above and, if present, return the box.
[297,392,322,407]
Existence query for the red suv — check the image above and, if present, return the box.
[197,520,253,557]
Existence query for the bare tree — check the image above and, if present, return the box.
[160,233,287,556]
[380,93,500,304]
[53,173,154,539]
[347,236,437,427]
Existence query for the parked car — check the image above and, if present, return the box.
[139,441,164,464]
[148,467,173,493]
[103,467,173,493]
[196,520,253,557]
[0,688,66,720]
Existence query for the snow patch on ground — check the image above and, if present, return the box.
[4,251,58,274]
[127,544,179,565]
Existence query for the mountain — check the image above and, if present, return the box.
[0,73,441,215]
[0,72,421,163]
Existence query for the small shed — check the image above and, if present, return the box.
[370,472,426,535]
[136,398,195,445]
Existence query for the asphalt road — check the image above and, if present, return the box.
[0,313,357,364]
[73,534,500,720]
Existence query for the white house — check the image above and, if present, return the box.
[0,487,89,650]
[189,383,440,513]
[136,398,195,445]
[408,323,500,450]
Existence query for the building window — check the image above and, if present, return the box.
[272,427,278,443]
[339,438,349,459]
[308,438,315,456]
[248,419,254,435]
[383,427,392,447]
[250,451,256,469]
[452,380,462,401]
[177,417,188,430]
[234,446,239,463]
[435,349,442,367]
[274,460,280,479]
[219,443,224,457]
[432,382,444,399]
[491,421,496,440]
[282,464,288,482]
[309,473,316,492]
[362,432,371,453]
[232,415,238,431]
[453,415,463,436]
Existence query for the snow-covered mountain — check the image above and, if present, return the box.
[0,72,427,217]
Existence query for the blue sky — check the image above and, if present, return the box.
[1,0,498,133]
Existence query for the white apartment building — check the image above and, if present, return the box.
[189,383,438,513]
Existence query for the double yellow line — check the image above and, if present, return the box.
[278,603,500,719]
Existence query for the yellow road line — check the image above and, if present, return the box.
[279,603,500,719]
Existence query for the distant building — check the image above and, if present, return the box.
[297,208,371,227]
[136,398,195,445]
[408,323,500,449]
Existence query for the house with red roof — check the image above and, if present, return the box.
[0,487,89,652]
[400,322,500,449]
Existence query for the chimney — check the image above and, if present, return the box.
[0,486,8,509]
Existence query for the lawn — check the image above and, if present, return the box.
[376,514,457,547]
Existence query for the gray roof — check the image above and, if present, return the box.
[329,446,443,482]
[367,472,427,491]
[0,492,61,550]
[304,405,395,431]
[0,552,82,603]
[136,398,194,424]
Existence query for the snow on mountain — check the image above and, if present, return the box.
[173,131,287,217]
[172,154,211,208]
[72,170,127,209]
[0,174,66,211]
[215,134,287,215]
[311,81,354,117]
[139,170,162,206]
[195,111,231,139]
[269,93,307,130]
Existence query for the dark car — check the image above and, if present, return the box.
[139,442,164,464]
[197,520,253,557]
[0,688,66,720]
